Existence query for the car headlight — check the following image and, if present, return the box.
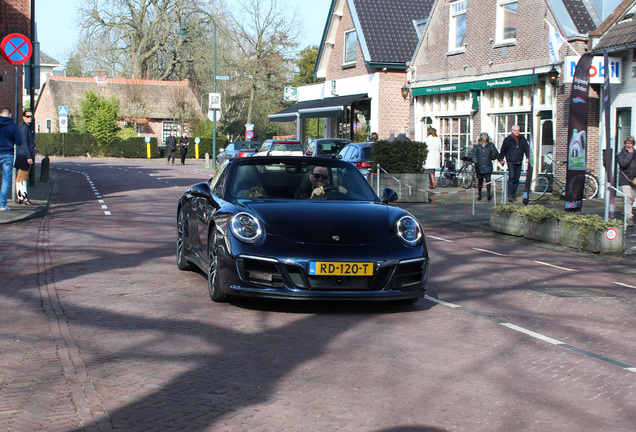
[396,216,422,246]
[231,212,264,244]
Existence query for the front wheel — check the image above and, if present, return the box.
[208,230,227,303]
[461,163,474,189]
[529,175,549,200]
[177,208,192,270]
[439,166,452,187]
[583,173,599,200]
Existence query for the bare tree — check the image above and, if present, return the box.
[224,0,300,125]
[79,0,213,80]
[169,86,202,134]
[120,84,147,133]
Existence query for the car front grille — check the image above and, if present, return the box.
[238,257,426,291]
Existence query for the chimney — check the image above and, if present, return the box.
[94,70,107,83]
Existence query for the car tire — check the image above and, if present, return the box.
[177,207,192,271]
[208,230,227,302]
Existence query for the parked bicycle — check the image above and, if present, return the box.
[439,150,475,188]
[528,152,599,200]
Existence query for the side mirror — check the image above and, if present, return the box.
[381,188,398,204]
[189,182,212,200]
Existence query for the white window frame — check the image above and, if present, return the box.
[495,0,517,45]
[343,30,357,65]
[448,0,467,54]
[413,19,428,39]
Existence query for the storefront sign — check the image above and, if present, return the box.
[411,75,534,96]
[563,55,621,84]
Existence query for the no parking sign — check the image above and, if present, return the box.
[1,33,32,65]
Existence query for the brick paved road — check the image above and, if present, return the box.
[1,158,635,432]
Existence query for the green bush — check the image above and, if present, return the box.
[371,140,428,174]
[35,133,95,157]
[493,204,621,230]
[35,133,161,158]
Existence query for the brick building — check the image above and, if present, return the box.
[590,0,636,151]
[0,0,30,117]
[409,0,622,191]
[269,0,434,142]
[34,74,202,144]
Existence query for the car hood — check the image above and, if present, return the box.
[244,201,392,245]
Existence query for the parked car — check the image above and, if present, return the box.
[254,140,303,156]
[338,142,374,175]
[176,156,428,304]
[305,138,352,158]
[216,141,262,165]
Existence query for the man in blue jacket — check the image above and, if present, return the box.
[0,107,22,211]
[498,125,530,202]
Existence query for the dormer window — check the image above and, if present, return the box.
[413,19,428,39]
[448,0,467,53]
[496,0,517,45]
[344,29,357,65]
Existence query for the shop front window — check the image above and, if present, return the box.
[439,116,471,160]
[493,113,530,149]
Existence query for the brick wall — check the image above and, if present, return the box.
[324,1,410,140]
[0,0,30,116]
[411,0,604,175]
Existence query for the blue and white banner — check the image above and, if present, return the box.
[547,21,566,64]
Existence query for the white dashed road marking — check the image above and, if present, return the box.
[424,294,636,373]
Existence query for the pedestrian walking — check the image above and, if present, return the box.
[617,135,636,226]
[424,127,441,189]
[472,132,499,201]
[0,107,22,211]
[498,125,530,202]
[178,133,189,165]
[16,109,36,205]
[395,129,411,142]
[166,130,177,165]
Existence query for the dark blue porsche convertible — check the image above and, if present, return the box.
[176,156,428,303]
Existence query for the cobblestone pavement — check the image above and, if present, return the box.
[1,158,635,432]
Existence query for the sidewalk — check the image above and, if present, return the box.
[0,172,56,225]
[404,182,636,256]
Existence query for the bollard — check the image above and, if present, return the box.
[195,144,199,159]
[205,153,210,169]
[40,156,50,182]
[146,143,152,159]
[29,156,36,186]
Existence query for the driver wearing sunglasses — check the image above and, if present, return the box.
[295,165,347,198]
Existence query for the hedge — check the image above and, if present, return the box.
[34,133,229,159]
[371,140,428,174]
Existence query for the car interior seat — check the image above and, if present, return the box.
[232,165,265,198]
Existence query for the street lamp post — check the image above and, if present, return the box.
[179,10,217,168]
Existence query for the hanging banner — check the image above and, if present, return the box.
[602,49,615,218]
[522,69,536,205]
[564,53,593,211]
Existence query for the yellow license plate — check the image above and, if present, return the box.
[309,262,374,276]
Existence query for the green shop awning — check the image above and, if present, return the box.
[411,75,535,96]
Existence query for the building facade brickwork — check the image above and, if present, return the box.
[1,0,30,116]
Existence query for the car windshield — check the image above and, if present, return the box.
[241,142,261,150]
[227,158,378,201]
[272,143,302,152]
[360,147,372,159]
[317,141,347,156]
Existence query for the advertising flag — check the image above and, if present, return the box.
[564,53,593,212]
[547,21,566,64]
